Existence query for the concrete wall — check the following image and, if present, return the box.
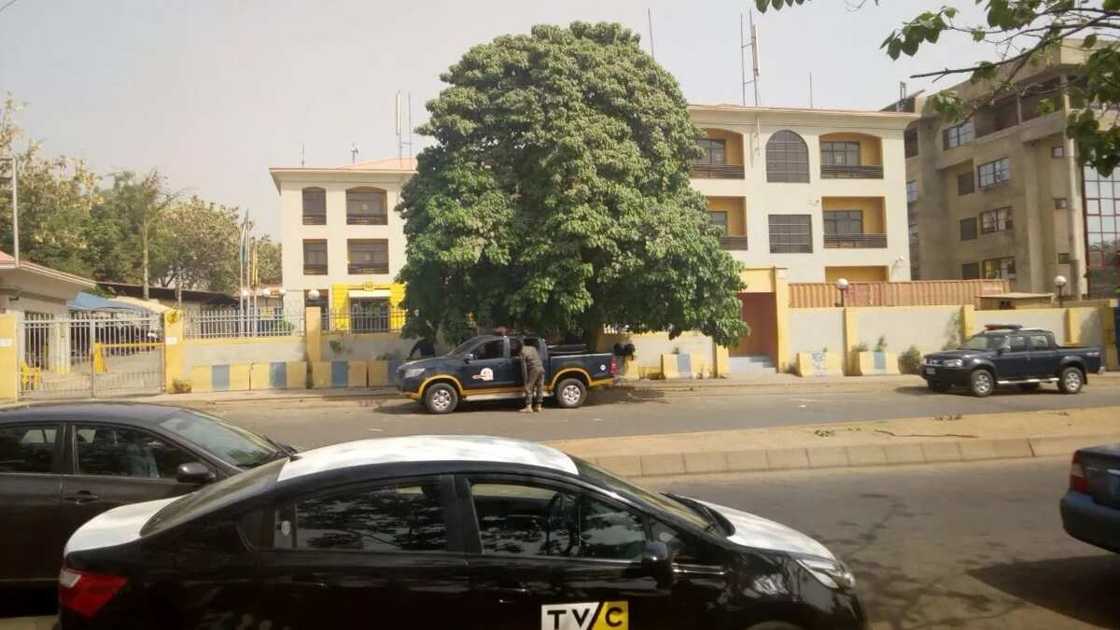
[1071,308,1104,347]
[788,308,844,363]
[321,333,414,362]
[974,308,1068,344]
[183,337,306,372]
[598,331,715,371]
[854,305,960,353]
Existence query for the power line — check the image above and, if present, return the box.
[0,0,21,16]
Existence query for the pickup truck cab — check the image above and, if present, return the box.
[397,334,617,413]
[921,325,1103,397]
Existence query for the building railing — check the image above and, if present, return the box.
[821,164,884,179]
[347,214,388,225]
[303,264,328,275]
[302,213,326,225]
[184,307,305,339]
[348,263,389,275]
[325,307,406,334]
[719,235,749,250]
[824,233,888,248]
[689,163,745,179]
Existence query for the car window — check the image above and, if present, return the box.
[157,409,278,468]
[277,480,448,552]
[1008,335,1028,352]
[0,424,58,474]
[474,340,505,361]
[75,425,196,479]
[470,481,646,561]
[650,520,721,566]
[1029,334,1051,350]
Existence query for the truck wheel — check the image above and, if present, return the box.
[423,383,459,414]
[1058,367,1084,394]
[969,369,994,397]
[555,378,587,409]
[927,382,951,393]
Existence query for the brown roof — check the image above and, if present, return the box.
[338,157,418,171]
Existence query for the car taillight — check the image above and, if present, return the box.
[1069,452,1089,493]
[609,355,618,376]
[59,567,127,619]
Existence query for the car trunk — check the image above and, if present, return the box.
[1079,446,1120,509]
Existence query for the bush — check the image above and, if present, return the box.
[899,345,923,374]
[852,342,869,353]
[874,335,888,352]
[171,378,192,394]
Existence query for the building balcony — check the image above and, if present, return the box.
[690,163,745,179]
[347,214,388,226]
[719,235,749,250]
[348,263,389,275]
[303,264,328,275]
[302,214,326,225]
[821,164,883,179]
[824,233,887,249]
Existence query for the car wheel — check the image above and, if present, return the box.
[555,378,587,409]
[1058,367,1084,394]
[745,623,804,630]
[969,369,994,397]
[928,381,951,393]
[423,383,459,414]
[1018,383,1041,392]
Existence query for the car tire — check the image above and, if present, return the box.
[745,622,804,630]
[927,381,951,393]
[1018,383,1041,392]
[1058,367,1084,394]
[969,369,994,397]
[423,383,459,414]
[555,378,587,409]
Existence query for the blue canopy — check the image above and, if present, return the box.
[67,292,147,313]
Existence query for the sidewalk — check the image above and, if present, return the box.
[548,405,1120,478]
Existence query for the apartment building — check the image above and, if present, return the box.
[270,157,415,328]
[897,40,1118,298]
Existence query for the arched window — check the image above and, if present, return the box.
[302,187,326,225]
[766,130,810,183]
[346,187,388,225]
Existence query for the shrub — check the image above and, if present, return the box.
[899,345,923,374]
[171,378,192,394]
[874,335,888,352]
[852,342,869,353]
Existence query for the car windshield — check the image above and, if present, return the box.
[449,338,483,356]
[141,457,286,536]
[159,409,280,469]
[961,334,1005,350]
[575,458,712,531]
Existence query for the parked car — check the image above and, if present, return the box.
[59,435,864,629]
[920,325,1102,397]
[0,402,293,585]
[1061,444,1120,553]
[397,334,617,413]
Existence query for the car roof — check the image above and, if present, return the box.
[276,435,579,482]
[0,402,184,425]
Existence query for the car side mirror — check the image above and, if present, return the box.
[176,462,216,485]
[463,353,474,364]
[997,345,1008,355]
[641,541,674,588]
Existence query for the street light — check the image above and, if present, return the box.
[1054,275,1068,307]
[307,289,321,301]
[836,277,850,308]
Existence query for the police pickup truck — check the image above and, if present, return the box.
[920,324,1103,397]
[397,334,617,413]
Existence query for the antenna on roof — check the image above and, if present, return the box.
[350,142,359,164]
[396,91,414,164]
[740,11,761,106]
[809,73,814,108]
[300,143,305,168]
[897,81,907,112]
[647,8,656,60]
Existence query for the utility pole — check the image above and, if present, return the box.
[740,11,761,106]
[9,154,16,265]
[809,73,814,108]
[647,8,656,59]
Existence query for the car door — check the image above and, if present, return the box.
[1028,333,1061,377]
[461,475,677,630]
[458,338,519,394]
[0,422,64,583]
[249,475,470,628]
[992,334,1030,380]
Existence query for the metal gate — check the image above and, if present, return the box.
[19,312,164,400]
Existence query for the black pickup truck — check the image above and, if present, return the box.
[396,334,617,413]
[921,325,1103,397]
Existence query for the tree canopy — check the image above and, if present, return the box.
[397,22,747,346]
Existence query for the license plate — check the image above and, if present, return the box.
[925,367,936,375]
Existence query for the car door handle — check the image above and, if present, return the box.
[63,491,100,504]
[292,574,329,588]
[494,582,530,603]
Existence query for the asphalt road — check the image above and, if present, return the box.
[213,380,1120,448]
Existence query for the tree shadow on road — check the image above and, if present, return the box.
[968,554,1120,628]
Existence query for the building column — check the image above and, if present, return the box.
[306,306,322,363]
[772,267,791,373]
[960,305,976,342]
[1020,145,1046,292]
[842,308,859,376]
[164,310,184,392]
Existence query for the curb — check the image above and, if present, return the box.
[579,433,1120,479]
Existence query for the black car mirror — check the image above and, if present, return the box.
[996,345,1008,355]
[176,462,216,485]
[641,541,674,588]
[463,353,475,364]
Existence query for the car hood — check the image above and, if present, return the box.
[924,349,981,361]
[64,497,179,556]
[397,357,446,373]
[696,499,835,560]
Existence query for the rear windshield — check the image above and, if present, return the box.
[140,457,286,536]
[961,334,1005,350]
[158,409,279,468]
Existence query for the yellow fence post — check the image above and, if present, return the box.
[0,313,18,401]
[1064,308,1078,345]
[164,310,185,392]
[960,305,976,341]
[1101,302,1119,370]
[842,308,859,376]
[306,307,322,364]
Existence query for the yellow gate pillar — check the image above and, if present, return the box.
[0,314,18,401]
[306,307,322,363]
[163,310,185,392]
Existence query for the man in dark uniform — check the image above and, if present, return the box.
[520,340,544,413]
[408,336,436,360]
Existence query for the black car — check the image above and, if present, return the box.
[59,436,864,629]
[0,402,291,585]
[920,325,1102,397]
[1061,444,1120,553]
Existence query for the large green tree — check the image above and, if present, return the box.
[156,196,243,296]
[87,170,176,298]
[398,22,747,346]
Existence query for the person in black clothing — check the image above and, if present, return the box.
[519,340,544,413]
[408,337,436,359]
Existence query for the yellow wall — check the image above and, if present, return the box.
[706,196,747,236]
[0,314,17,401]
[825,266,888,282]
[702,129,744,166]
[822,197,885,234]
[819,132,882,166]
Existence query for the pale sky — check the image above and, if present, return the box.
[0,0,996,239]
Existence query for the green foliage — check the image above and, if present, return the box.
[852,341,869,353]
[899,345,923,375]
[875,335,888,352]
[398,22,747,347]
[255,237,282,286]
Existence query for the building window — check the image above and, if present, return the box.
[942,120,975,149]
[765,130,810,183]
[961,262,980,279]
[980,207,1013,233]
[1052,145,1065,158]
[768,214,812,253]
[347,239,389,275]
[960,217,978,241]
[1055,198,1068,209]
[977,158,1010,189]
[302,187,326,225]
[302,240,327,275]
[346,188,388,225]
[696,138,727,165]
[708,211,728,235]
[1058,252,1072,264]
[904,125,919,158]
[957,172,975,196]
[820,141,860,166]
[906,180,918,204]
[823,210,863,236]
[1083,165,1120,297]
[982,256,1016,280]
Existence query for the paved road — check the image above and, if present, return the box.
[214,380,1120,448]
[656,458,1119,629]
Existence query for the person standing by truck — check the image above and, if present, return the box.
[520,340,544,413]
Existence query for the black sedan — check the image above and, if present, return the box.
[0,402,292,585]
[59,435,864,629]
[1061,444,1120,553]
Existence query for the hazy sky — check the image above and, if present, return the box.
[1,0,996,238]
